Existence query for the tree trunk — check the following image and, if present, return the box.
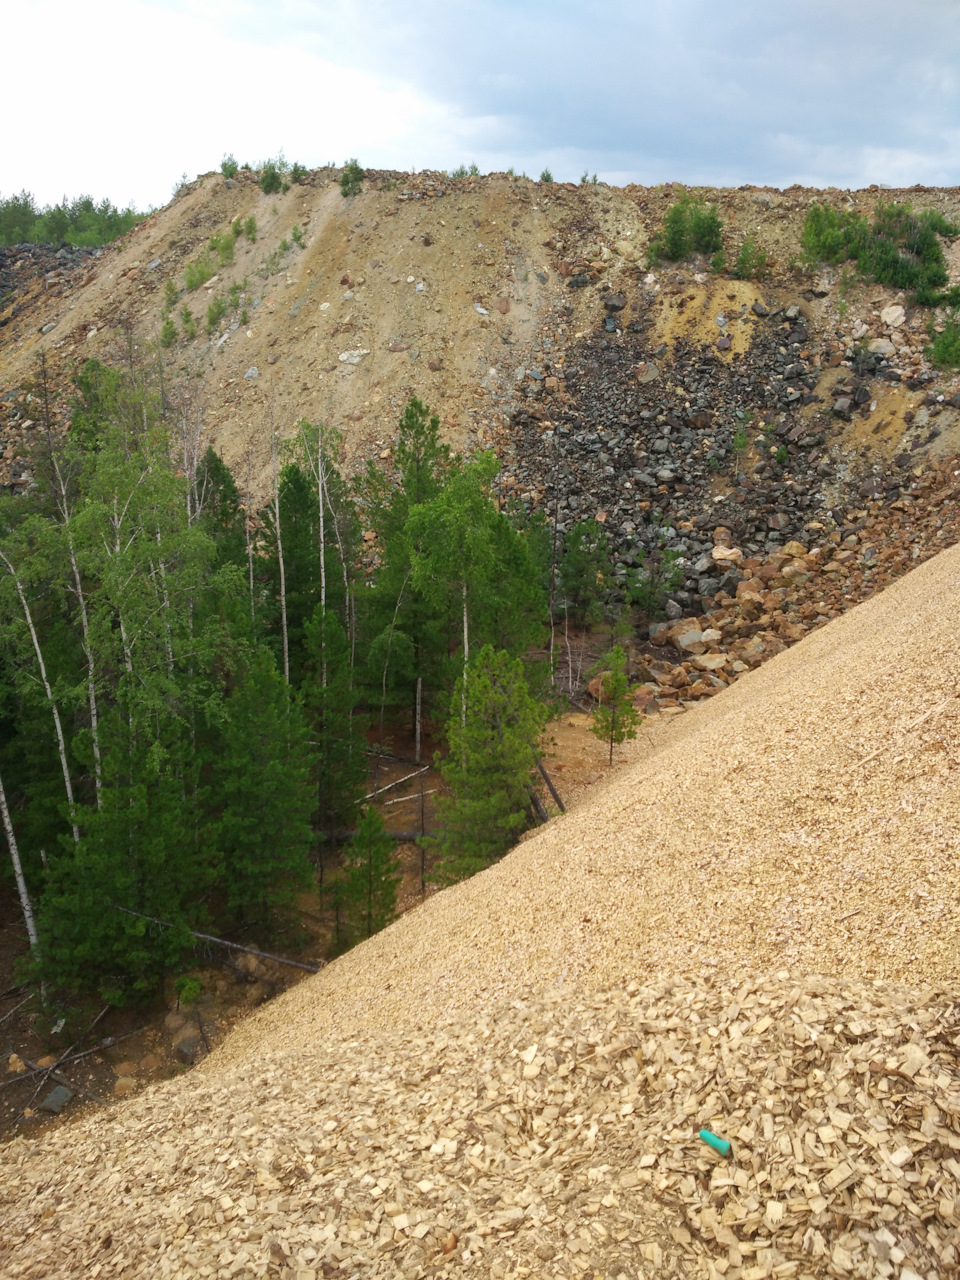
[0,549,79,843]
[271,416,289,684]
[0,764,39,950]
[415,676,422,764]
[245,447,255,624]
[50,454,102,809]
[461,579,469,734]
[316,434,327,687]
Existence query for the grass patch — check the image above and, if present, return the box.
[926,314,960,368]
[732,234,768,280]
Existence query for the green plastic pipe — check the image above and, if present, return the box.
[699,1128,731,1157]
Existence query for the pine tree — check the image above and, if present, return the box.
[589,644,641,765]
[341,805,401,942]
[430,646,548,884]
[302,608,367,842]
[208,647,314,926]
[558,519,613,624]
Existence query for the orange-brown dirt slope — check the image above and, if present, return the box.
[2,532,960,1280]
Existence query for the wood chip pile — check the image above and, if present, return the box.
[219,540,960,1071]
[3,974,960,1280]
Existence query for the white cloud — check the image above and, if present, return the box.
[3,0,960,210]
[2,0,502,209]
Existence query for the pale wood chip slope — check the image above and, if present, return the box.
[222,540,960,1065]
[4,976,960,1279]
[4,541,960,1280]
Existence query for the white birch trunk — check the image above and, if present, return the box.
[272,418,289,684]
[0,764,39,949]
[0,549,79,843]
[51,455,102,807]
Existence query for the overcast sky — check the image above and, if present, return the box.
[5,0,960,211]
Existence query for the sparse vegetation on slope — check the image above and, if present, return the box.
[802,200,959,304]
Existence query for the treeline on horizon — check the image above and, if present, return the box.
[0,353,650,1010]
[0,191,142,248]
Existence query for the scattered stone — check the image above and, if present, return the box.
[243,366,258,380]
[174,1035,202,1066]
[38,1085,73,1114]
[338,349,370,364]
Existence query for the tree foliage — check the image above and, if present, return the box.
[340,806,401,943]
[589,645,641,765]
[429,647,548,885]
[0,191,142,247]
[648,196,724,265]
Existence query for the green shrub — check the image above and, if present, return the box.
[340,159,364,197]
[220,154,239,179]
[711,249,727,273]
[183,253,214,290]
[290,224,304,247]
[279,237,291,253]
[160,317,177,348]
[689,202,723,253]
[926,315,960,368]
[228,280,245,308]
[775,445,789,465]
[180,305,196,340]
[450,164,469,178]
[290,162,308,184]
[802,201,959,305]
[162,278,178,315]
[539,168,554,183]
[647,195,724,264]
[260,160,283,194]
[231,218,243,239]
[243,215,257,242]
[469,163,480,177]
[206,295,227,334]
[240,308,248,325]
[174,975,202,1007]
[209,232,234,267]
[732,234,768,280]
